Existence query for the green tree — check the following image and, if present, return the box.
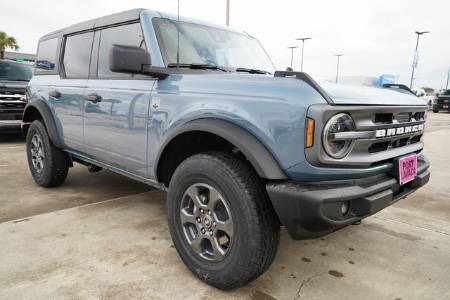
[421,87,435,95]
[0,31,19,59]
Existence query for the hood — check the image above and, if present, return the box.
[318,81,426,106]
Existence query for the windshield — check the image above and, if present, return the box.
[153,18,275,73]
[0,61,33,81]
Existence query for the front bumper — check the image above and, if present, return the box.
[0,120,22,129]
[267,154,430,240]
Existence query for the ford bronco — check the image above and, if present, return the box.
[0,59,32,130]
[24,9,430,289]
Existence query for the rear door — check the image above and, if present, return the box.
[52,32,94,150]
[83,23,155,177]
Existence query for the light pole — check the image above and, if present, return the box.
[296,37,311,72]
[334,54,344,83]
[446,65,450,90]
[410,31,430,89]
[226,0,230,26]
[287,46,298,70]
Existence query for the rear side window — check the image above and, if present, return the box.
[97,23,145,79]
[63,32,94,78]
[36,38,58,71]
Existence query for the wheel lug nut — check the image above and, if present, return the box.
[208,210,212,215]
[209,230,213,236]
[196,217,201,223]
[213,221,216,227]
[200,208,204,214]
[201,228,206,234]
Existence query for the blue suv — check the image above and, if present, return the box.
[24,9,430,289]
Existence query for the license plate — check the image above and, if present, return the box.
[398,154,417,185]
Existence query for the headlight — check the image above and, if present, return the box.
[322,113,355,159]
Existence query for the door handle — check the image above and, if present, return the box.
[85,93,102,103]
[49,90,61,98]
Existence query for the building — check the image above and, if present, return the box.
[3,51,36,63]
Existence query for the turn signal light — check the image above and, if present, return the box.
[305,118,314,148]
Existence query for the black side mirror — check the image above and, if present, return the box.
[109,44,168,79]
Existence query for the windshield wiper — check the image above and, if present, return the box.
[235,67,271,75]
[167,63,228,72]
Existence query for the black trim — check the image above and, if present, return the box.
[267,154,430,240]
[155,119,287,180]
[274,71,334,104]
[22,101,65,148]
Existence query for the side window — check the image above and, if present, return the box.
[97,23,145,79]
[36,38,58,71]
[63,32,94,78]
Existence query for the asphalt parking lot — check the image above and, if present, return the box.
[0,113,449,300]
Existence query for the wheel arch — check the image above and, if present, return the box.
[22,101,64,149]
[155,119,287,186]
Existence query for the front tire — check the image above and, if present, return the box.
[26,120,70,187]
[167,152,280,290]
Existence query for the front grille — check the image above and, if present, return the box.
[374,111,425,124]
[306,105,428,168]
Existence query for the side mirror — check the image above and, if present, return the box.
[109,44,168,79]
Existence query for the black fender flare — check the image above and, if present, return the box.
[155,119,287,180]
[22,100,65,149]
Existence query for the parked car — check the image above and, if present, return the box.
[0,60,33,130]
[412,88,433,109]
[23,9,430,289]
[432,89,450,113]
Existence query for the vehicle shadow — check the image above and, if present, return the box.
[0,132,25,144]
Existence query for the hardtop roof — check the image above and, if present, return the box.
[40,8,149,40]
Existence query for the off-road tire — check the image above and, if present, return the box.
[167,152,280,290]
[26,120,69,187]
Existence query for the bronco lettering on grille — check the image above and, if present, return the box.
[375,124,424,138]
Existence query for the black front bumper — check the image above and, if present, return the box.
[0,101,26,130]
[267,155,430,240]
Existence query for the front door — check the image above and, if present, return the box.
[83,23,156,177]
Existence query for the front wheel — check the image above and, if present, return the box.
[167,152,280,290]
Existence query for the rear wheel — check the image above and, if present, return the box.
[167,152,280,290]
[26,120,70,187]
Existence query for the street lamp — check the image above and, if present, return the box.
[334,54,344,83]
[226,0,230,26]
[296,37,311,72]
[410,31,430,89]
[287,46,299,70]
[446,65,450,90]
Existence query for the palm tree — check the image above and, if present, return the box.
[0,32,20,60]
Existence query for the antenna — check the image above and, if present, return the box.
[176,0,180,69]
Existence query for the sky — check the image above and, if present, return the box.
[1,0,449,89]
